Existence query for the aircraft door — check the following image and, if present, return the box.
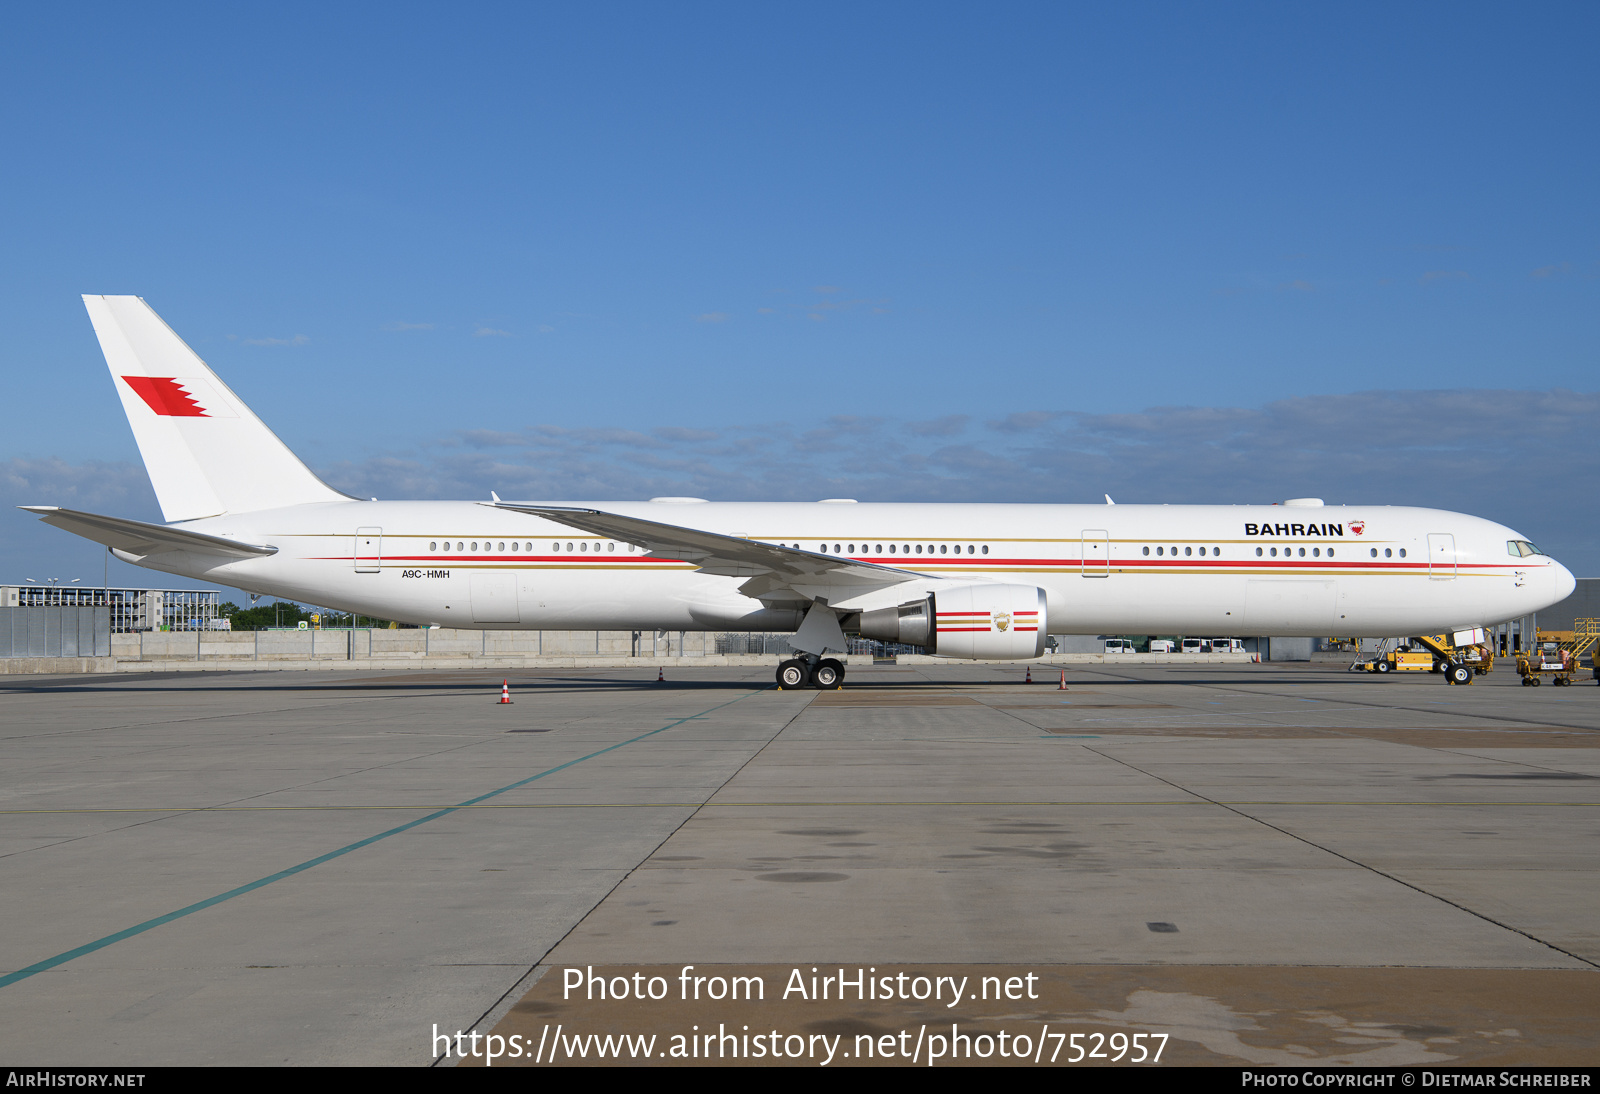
[355,527,382,573]
[1427,533,1456,580]
[1081,529,1109,577]
[470,572,520,623]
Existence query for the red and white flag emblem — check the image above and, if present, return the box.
[121,376,235,417]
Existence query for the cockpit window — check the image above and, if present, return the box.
[1507,540,1544,557]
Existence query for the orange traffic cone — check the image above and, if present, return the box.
[1057,670,1068,691]
[1025,666,1032,684]
[657,666,665,683]
[498,680,512,704]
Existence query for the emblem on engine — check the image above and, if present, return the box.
[994,611,1012,632]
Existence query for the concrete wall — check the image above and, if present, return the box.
[111,628,719,662]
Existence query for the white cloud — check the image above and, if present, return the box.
[11,389,1599,582]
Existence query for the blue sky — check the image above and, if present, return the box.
[2,2,1597,590]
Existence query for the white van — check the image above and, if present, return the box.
[1211,638,1244,653]
[1149,639,1175,653]
[1104,638,1134,653]
[1180,638,1205,654]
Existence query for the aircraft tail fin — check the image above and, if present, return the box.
[82,295,351,521]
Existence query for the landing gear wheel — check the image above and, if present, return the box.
[1375,660,1392,674]
[776,659,807,689]
[1446,663,1472,686]
[809,658,844,689]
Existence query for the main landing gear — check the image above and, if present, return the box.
[776,656,846,690]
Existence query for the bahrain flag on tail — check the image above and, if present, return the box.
[120,376,236,417]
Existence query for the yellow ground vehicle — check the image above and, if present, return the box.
[1518,620,1599,687]
[1358,632,1491,685]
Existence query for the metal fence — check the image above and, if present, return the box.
[713,633,797,656]
[0,606,112,658]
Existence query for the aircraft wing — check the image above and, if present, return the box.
[492,503,925,599]
[18,506,277,559]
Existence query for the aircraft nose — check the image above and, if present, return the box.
[1551,559,1577,604]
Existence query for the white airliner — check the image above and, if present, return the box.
[22,296,1576,688]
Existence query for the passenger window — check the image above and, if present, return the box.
[1157,547,1164,556]
[1184,547,1192,556]
[982,545,989,555]
[1399,549,1407,558]
[1143,546,1150,556]
[430,541,438,551]
[1255,547,1262,557]
[1384,549,1392,558]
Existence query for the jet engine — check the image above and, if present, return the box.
[856,584,1047,659]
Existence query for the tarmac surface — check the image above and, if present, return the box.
[1,660,1597,1066]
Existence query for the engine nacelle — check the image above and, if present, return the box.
[857,584,1047,659]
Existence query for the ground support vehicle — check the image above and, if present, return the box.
[1518,621,1598,687]
[1518,639,1576,686]
[1355,631,1488,685]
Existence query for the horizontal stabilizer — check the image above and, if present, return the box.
[18,506,277,559]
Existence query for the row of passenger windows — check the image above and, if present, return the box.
[421,539,1420,560]
[429,540,637,553]
[1137,545,1416,559]
[1256,546,1335,557]
[816,543,987,556]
